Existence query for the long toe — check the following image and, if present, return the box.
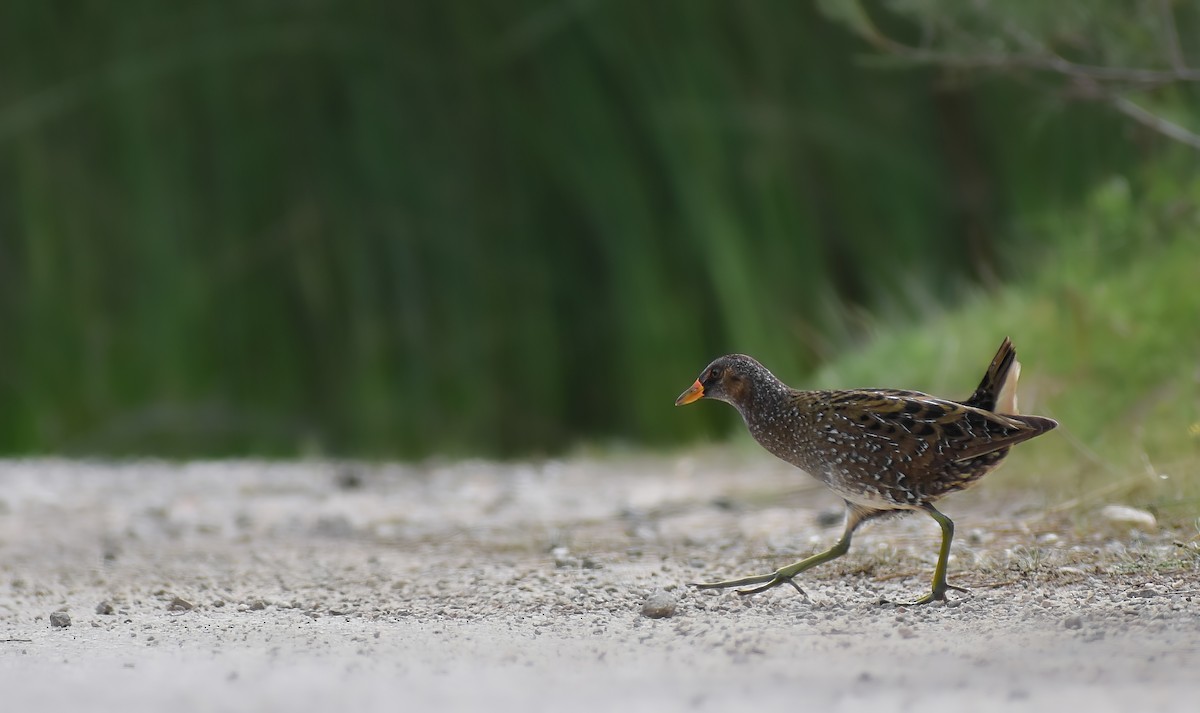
[904,592,942,606]
[737,576,808,598]
[692,571,780,590]
[898,584,968,606]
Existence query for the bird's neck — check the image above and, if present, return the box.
[731,376,793,427]
[736,382,816,469]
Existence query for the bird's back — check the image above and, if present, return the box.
[744,338,1056,509]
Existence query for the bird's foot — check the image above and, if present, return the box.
[891,582,968,607]
[692,571,809,598]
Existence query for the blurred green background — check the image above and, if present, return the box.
[1,1,1197,504]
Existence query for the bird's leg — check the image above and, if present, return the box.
[693,537,850,596]
[693,503,869,597]
[901,504,968,606]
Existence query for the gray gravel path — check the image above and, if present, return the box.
[1,457,1197,712]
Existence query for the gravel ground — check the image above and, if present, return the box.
[1,456,1198,712]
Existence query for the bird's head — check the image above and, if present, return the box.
[674,354,770,408]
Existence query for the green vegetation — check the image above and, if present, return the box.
[815,171,1200,519]
[0,0,1197,491]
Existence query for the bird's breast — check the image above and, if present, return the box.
[746,406,927,506]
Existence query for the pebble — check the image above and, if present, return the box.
[167,596,196,612]
[50,611,71,628]
[96,601,115,615]
[641,590,677,619]
[1099,505,1157,532]
[815,510,842,528]
[552,546,575,568]
[1063,615,1083,630]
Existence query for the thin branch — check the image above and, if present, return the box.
[869,35,1200,85]
[850,2,1200,150]
[999,12,1200,148]
[1158,0,1188,73]
[854,1,1200,85]
[1110,94,1200,149]
[1067,70,1200,150]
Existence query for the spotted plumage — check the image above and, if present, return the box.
[675,338,1057,604]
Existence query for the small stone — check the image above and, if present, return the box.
[167,596,195,612]
[815,510,843,528]
[313,515,354,538]
[50,611,71,628]
[96,601,115,615]
[247,599,267,611]
[334,467,364,490]
[1063,615,1083,630]
[551,546,575,568]
[897,626,916,639]
[641,590,677,619]
[1100,505,1157,532]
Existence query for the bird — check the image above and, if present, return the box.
[674,337,1057,605]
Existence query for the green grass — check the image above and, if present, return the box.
[811,173,1200,523]
[0,2,1189,461]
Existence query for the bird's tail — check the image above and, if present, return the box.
[962,337,1020,413]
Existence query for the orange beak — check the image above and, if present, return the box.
[675,380,704,406]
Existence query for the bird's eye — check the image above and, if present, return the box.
[707,367,723,381]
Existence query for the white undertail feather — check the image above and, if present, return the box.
[997,359,1021,415]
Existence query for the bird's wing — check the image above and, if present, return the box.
[822,389,1053,467]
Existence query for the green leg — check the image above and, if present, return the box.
[902,504,968,606]
[693,504,869,597]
